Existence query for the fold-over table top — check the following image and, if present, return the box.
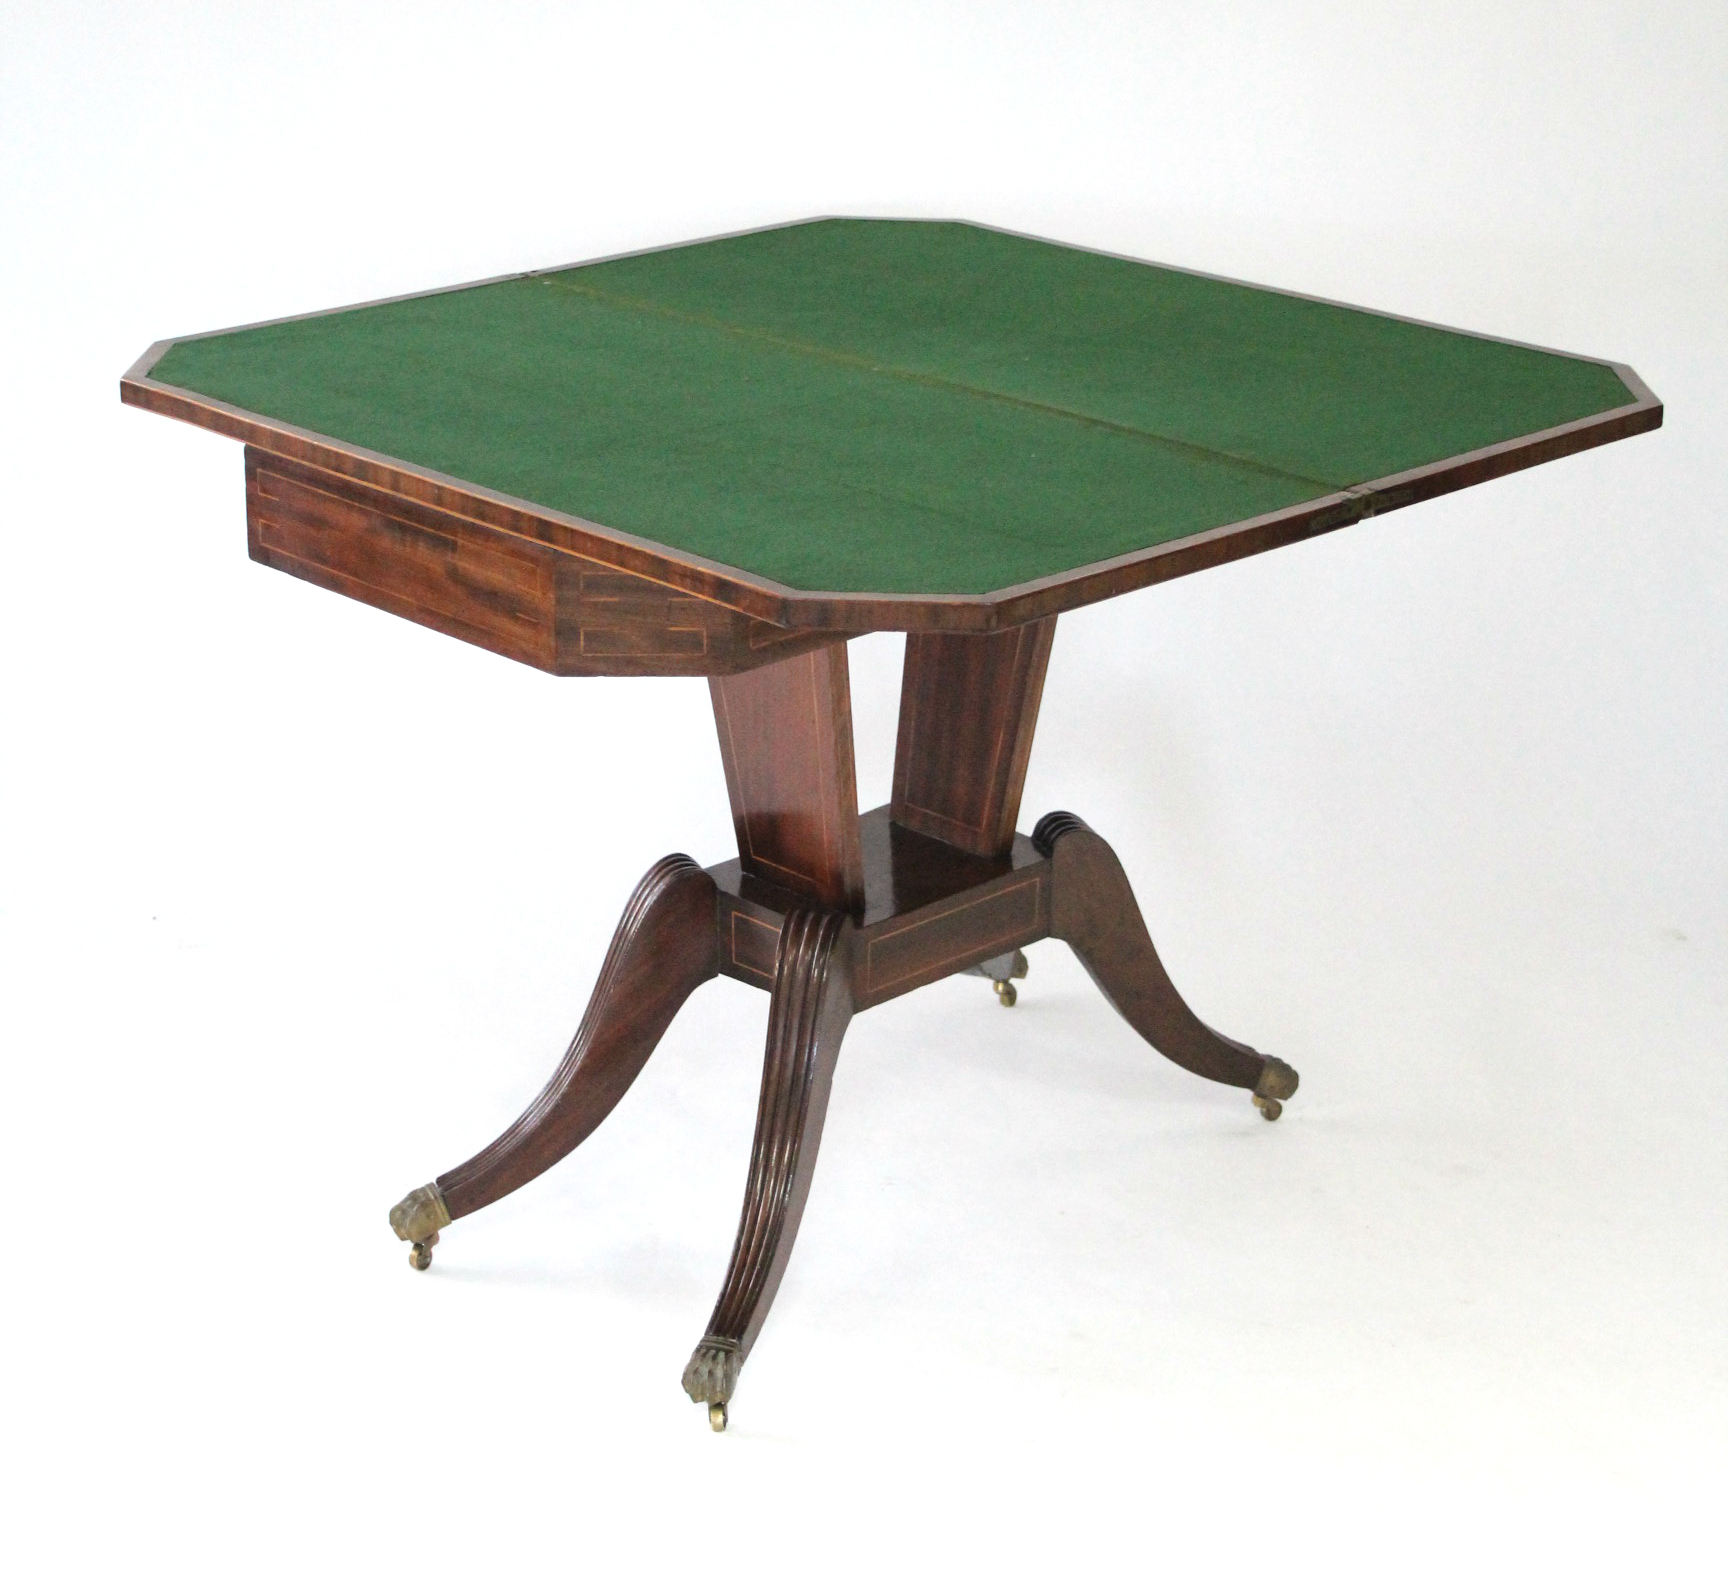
[126,218,1658,630]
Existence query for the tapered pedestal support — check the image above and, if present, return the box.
[388,627,1301,1430]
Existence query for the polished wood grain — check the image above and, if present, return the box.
[682,907,854,1415]
[245,450,839,676]
[891,615,1055,855]
[382,800,1296,1414]
[1033,811,1297,1101]
[710,642,864,910]
[711,807,1050,1009]
[431,854,720,1220]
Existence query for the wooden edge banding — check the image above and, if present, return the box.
[770,392,1665,633]
[124,343,1661,637]
[121,374,807,627]
[239,446,841,677]
[117,215,1649,391]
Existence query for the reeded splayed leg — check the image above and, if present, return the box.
[389,854,720,1267]
[683,908,854,1430]
[1032,813,1298,1118]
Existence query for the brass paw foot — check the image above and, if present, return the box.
[992,978,1018,1007]
[390,1182,452,1270]
[1252,1057,1299,1121]
[683,1335,742,1430]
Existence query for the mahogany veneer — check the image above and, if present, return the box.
[124,222,1660,1433]
[710,642,864,909]
[245,450,840,675]
[377,623,1299,1426]
[891,617,1056,856]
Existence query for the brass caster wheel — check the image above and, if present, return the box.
[1252,1094,1283,1121]
[969,949,1027,1005]
[409,1232,439,1270]
[708,1401,729,1433]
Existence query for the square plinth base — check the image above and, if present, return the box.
[710,806,1050,1011]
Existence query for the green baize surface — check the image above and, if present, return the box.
[151,220,1633,596]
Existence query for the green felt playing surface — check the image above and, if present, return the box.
[150,219,1634,596]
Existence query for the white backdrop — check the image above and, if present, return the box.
[3,4,1723,1581]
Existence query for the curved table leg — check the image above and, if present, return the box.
[1033,813,1299,1119]
[388,854,720,1267]
[683,908,854,1431]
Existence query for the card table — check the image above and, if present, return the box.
[122,218,1660,1430]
